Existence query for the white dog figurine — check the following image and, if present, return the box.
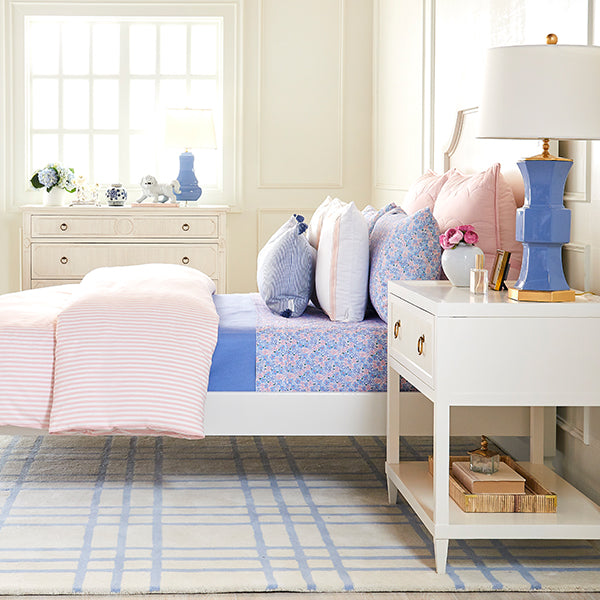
[136,175,181,204]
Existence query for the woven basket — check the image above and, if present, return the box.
[428,455,557,513]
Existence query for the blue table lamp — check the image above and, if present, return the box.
[165,108,217,203]
[478,35,600,302]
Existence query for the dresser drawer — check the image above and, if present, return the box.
[30,214,220,239]
[30,243,219,280]
[389,296,435,387]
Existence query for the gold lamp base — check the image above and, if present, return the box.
[508,288,576,303]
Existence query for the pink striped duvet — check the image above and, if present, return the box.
[49,264,219,439]
[0,285,77,429]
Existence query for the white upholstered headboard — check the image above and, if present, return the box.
[443,107,542,207]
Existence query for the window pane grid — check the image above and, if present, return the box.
[26,16,223,191]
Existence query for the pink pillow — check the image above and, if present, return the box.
[433,163,522,279]
[402,170,450,215]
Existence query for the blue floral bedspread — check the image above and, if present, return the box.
[256,295,396,392]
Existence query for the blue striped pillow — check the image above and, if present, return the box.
[257,215,316,318]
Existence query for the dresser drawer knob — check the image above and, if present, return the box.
[181,256,190,265]
[60,223,68,231]
[417,334,425,356]
[393,320,401,338]
[182,223,190,232]
[60,256,69,264]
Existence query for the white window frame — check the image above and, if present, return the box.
[6,0,241,208]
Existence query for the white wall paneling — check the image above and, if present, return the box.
[563,243,591,292]
[231,0,372,292]
[561,140,591,204]
[372,0,426,207]
[258,0,343,188]
[0,0,7,213]
[560,0,593,207]
[422,0,436,172]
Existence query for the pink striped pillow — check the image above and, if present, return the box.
[315,202,369,322]
[307,196,345,249]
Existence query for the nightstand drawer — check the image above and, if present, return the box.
[30,214,220,239]
[389,296,434,386]
[30,243,219,280]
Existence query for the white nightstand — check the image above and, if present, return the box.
[386,280,600,574]
[21,205,228,292]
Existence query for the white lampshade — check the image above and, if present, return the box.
[478,44,600,141]
[165,108,217,150]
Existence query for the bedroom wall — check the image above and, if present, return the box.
[0,0,373,295]
[373,0,600,503]
[230,0,373,293]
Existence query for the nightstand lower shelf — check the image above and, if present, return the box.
[386,460,600,540]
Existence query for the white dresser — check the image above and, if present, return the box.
[22,205,228,292]
[386,280,600,574]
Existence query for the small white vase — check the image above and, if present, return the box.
[441,242,484,287]
[44,187,67,206]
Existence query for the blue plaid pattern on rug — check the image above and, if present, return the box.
[0,434,598,593]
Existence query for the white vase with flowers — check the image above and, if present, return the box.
[439,225,484,287]
[30,162,76,206]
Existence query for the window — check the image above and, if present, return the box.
[9,2,239,205]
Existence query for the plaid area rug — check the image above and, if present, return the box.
[0,434,598,593]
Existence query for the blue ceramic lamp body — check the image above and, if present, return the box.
[513,159,572,291]
[175,151,202,202]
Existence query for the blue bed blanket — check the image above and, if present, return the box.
[208,294,257,391]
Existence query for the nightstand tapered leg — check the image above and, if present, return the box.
[387,477,398,504]
[433,403,450,573]
[434,538,449,574]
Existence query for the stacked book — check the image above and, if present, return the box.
[452,460,526,494]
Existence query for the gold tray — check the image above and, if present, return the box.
[428,455,557,513]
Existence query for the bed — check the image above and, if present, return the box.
[1,108,534,441]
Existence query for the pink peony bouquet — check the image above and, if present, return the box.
[439,225,479,250]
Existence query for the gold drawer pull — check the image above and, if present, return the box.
[182,223,190,232]
[393,320,401,338]
[181,256,190,265]
[60,256,69,265]
[60,223,68,231]
[417,334,425,356]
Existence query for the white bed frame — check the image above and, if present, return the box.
[205,107,536,439]
[4,109,537,442]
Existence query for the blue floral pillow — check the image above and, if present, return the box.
[369,207,442,322]
[362,203,398,235]
[257,214,316,318]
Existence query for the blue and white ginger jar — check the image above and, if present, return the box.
[106,183,127,206]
